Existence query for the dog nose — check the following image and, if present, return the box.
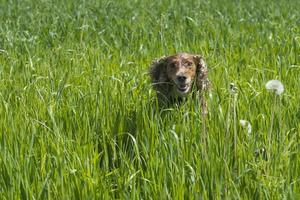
[177,76,187,82]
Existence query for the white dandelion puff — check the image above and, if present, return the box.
[69,168,77,174]
[209,91,213,100]
[239,119,252,135]
[265,80,284,95]
[229,82,238,94]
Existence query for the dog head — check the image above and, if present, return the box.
[150,53,208,97]
[165,53,198,95]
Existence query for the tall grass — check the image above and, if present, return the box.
[0,0,299,198]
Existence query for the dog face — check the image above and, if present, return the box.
[150,52,209,107]
[165,53,197,96]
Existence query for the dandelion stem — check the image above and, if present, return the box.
[233,93,238,174]
[233,93,238,171]
[266,80,284,160]
[225,96,231,158]
[200,92,207,159]
[228,83,238,172]
[268,100,275,158]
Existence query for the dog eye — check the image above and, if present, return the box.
[170,63,176,68]
[186,62,193,67]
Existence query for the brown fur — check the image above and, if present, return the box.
[149,53,209,111]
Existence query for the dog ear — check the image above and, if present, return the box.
[149,56,168,84]
[194,55,210,116]
[193,55,209,91]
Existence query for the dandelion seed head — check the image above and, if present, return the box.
[69,168,77,174]
[209,91,213,100]
[239,120,247,127]
[254,147,268,161]
[265,80,284,95]
[239,119,252,135]
[229,82,238,94]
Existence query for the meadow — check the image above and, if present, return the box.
[0,0,299,199]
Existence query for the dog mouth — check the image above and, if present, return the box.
[176,84,190,94]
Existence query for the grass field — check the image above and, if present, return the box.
[0,0,300,199]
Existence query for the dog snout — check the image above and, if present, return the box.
[177,75,187,83]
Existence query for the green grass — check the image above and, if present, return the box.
[0,0,300,199]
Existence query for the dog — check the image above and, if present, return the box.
[149,53,209,113]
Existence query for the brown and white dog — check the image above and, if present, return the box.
[149,53,209,112]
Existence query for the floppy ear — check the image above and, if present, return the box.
[149,56,168,85]
[194,55,210,116]
[194,55,209,91]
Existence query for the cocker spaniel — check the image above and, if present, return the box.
[149,53,209,112]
